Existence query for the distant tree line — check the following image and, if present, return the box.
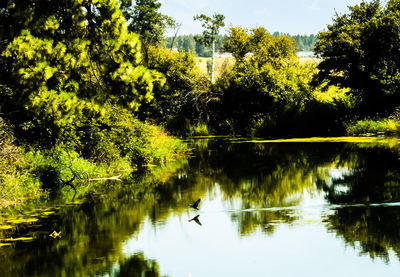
[273,33,318,52]
[166,33,317,56]
[165,34,225,57]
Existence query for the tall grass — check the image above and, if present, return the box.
[346,114,400,136]
[196,56,235,80]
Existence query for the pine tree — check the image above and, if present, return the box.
[0,0,163,145]
[120,0,175,64]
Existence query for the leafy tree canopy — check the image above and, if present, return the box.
[315,0,400,115]
[219,26,315,134]
[224,27,298,64]
[0,0,164,145]
[120,0,175,63]
[121,0,175,45]
[193,13,225,46]
[137,45,215,135]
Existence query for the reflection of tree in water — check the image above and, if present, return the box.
[230,210,293,235]
[0,164,185,277]
[0,139,341,274]
[187,140,341,207]
[183,139,348,235]
[318,145,400,204]
[115,252,163,277]
[326,207,400,262]
[190,140,400,248]
[316,144,400,262]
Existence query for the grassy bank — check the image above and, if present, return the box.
[346,111,400,136]
[0,118,188,209]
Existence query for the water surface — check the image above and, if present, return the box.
[2,138,400,276]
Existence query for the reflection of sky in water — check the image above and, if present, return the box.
[121,184,400,277]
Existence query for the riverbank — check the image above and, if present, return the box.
[0,118,188,210]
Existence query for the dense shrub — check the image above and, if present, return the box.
[77,105,186,168]
[138,46,217,136]
[346,112,400,136]
[0,119,41,206]
[346,119,389,136]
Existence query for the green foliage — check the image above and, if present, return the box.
[345,109,400,135]
[315,0,400,115]
[76,104,187,168]
[121,0,176,63]
[137,45,216,136]
[26,146,122,191]
[166,33,316,56]
[0,118,41,206]
[0,0,164,147]
[346,119,390,136]
[0,0,188,206]
[217,26,312,135]
[193,14,225,47]
[214,26,360,137]
[189,123,210,136]
[222,27,252,60]
[0,107,186,205]
[194,13,225,82]
[121,0,175,46]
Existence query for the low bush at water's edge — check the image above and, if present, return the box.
[0,118,188,209]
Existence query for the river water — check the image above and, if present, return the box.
[2,138,400,276]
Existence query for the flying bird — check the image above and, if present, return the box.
[189,215,202,226]
[188,198,201,210]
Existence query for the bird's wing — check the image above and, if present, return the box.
[194,217,202,226]
[189,215,199,221]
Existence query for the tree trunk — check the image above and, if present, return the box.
[170,22,182,51]
[211,39,215,83]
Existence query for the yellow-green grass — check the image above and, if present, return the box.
[195,56,235,79]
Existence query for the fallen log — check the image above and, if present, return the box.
[85,173,121,186]
[88,175,121,181]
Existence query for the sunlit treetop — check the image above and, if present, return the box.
[120,0,176,48]
[314,0,400,114]
[193,13,225,47]
[0,0,164,131]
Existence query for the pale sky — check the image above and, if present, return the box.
[159,0,375,35]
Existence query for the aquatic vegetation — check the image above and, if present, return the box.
[0,225,13,230]
[237,137,399,143]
